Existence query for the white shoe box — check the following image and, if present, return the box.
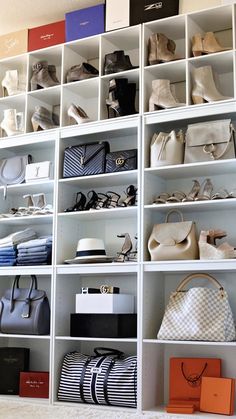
[76,294,134,314]
[105,0,130,32]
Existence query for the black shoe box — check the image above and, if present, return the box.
[70,313,137,338]
[0,347,30,395]
[130,0,179,25]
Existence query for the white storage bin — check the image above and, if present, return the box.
[75,293,135,314]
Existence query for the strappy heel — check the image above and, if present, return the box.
[195,178,213,201]
[182,179,201,202]
[85,190,99,210]
[121,185,137,207]
[106,191,121,208]
[114,233,133,262]
[64,192,86,212]
[95,193,110,209]
[127,235,138,261]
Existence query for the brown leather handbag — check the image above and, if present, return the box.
[148,210,199,261]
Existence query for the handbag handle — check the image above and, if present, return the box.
[176,273,224,292]
[165,209,184,223]
[94,347,124,358]
[10,275,38,317]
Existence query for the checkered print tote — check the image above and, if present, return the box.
[157,273,236,342]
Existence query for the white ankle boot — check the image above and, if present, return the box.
[191,65,232,104]
[149,79,186,111]
[1,70,25,97]
[0,109,24,137]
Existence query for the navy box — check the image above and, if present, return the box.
[130,0,179,25]
[65,4,105,42]
[70,313,137,338]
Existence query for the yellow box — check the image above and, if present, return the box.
[0,29,28,59]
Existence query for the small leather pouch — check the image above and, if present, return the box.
[184,119,235,163]
[105,149,137,173]
[63,141,110,178]
[200,377,235,415]
[148,209,199,261]
[25,161,52,182]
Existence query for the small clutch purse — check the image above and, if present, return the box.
[105,149,137,173]
[25,161,53,183]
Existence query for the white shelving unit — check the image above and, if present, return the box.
[0,4,236,417]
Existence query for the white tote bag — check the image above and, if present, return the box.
[157,273,236,342]
[150,129,184,167]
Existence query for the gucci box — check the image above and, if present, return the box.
[65,4,105,42]
[130,0,179,25]
[105,0,130,31]
[0,347,30,395]
[28,21,65,52]
[19,371,49,398]
[75,294,135,314]
[0,29,28,59]
[70,313,137,338]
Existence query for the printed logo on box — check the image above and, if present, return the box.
[144,2,163,11]
[80,21,89,26]
[40,33,55,41]
[5,38,19,52]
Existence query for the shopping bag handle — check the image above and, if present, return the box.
[176,272,224,292]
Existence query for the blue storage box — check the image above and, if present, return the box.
[65,4,105,42]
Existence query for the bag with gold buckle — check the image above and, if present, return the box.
[184,119,235,163]
[105,149,137,173]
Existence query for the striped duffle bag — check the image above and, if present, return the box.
[58,347,137,407]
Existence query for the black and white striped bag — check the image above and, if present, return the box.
[58,347,137,407]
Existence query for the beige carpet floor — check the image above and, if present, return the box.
[0,401,170,419]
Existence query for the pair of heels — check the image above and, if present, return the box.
[64,185,137,212]
[148,33,181,65]
[103,50,137,75]
[114,233,138,262]
[199,229,236,260]
[153,179,213,204]
[66,63,99,83]
[106,78,137,118]
[30,61,59,90]
[1,69,26,97]
[68,104,91,125]
[192,31,231,57]
[0,109,24,137]
[31,106,59,131]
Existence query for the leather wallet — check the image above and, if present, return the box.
[200,377,235,415]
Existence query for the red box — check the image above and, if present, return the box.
[28,21,65,51]
[19,371,49,398]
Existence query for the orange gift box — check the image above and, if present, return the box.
[169,358,221,410]
[166,403,195,414]
[200,377,235,415]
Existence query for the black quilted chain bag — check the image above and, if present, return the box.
[63,141,110,178]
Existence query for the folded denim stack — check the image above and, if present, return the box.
[0,228,37,266]
[17,236,53,265]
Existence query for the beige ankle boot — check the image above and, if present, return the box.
[203,31,231,54]
[192,33,203,57]
[149,79,185,111]
[148,33,179,65]
[1,70,25,97]
[0,109,24,137]
[191,65,232,104]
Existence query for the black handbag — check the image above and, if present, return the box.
[58,347,137,407]
[0,275,50,335]
[105,149,137,173]
[63,141,110,178]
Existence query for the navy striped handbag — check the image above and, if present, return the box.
[58,347,137,407]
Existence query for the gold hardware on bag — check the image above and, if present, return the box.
[115,157,125,167]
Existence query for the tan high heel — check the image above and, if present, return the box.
[192,32,231,57]
[199,229,236,259]
[67,103,91,124]
[182,179,201,202]
[191,65,232,104]
[149,79,185,111]
[195,178,213,201]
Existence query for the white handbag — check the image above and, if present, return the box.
[25,161,53,183]
[157,273,236,342]
[150,130,184,167]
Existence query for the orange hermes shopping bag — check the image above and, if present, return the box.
[200,377,235,415]
[169,358,221,410]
